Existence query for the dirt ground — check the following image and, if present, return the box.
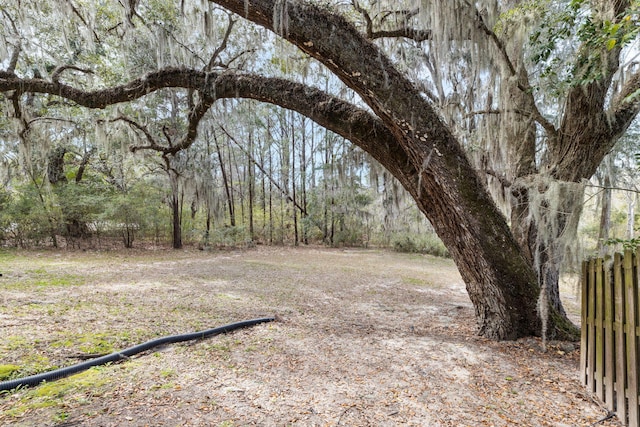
[0,246,621,426]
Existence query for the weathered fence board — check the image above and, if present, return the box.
[581,250,640,427]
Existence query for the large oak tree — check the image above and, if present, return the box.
[1,0,639,340]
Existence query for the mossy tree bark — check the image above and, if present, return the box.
[500,0,640,321]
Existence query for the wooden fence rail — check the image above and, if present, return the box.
[581,250,640,427]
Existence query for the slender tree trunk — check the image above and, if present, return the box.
[231,141,244,227]
[597,165,612,257]
[259,137,267,240]
[627,192,636,240]
[214,132,235,226]
[75,147,94,183]
[329,145,335,246]
[169,170,183,249]
[227,137,236,226]
[301,117,308,244]
[268,131,274,245]
[323,132,330,243]
[291,111,299,245]
[248,131,255,240]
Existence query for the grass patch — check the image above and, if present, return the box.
[3,269,84,290]
[3,368,109,419]
[3,335,29,351]
[402,276,426,286]
[51,332,116,354]
[13,354,57,378]
[27,268,83,288]
[0,365,21,380]
[0,249,17,262]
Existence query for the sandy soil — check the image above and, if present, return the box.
[0,246,620,426]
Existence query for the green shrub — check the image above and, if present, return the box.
[392,233,449,258]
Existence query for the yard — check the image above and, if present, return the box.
[0,247,620,426]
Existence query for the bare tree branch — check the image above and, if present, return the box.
[8,43,20,74]
[204,12,236,71]
[224,48,256,68]
[350,0,373,38]
[107,116,162,151]
[370,28,431,42]
[26,116,78,127]
[51,65,94,83]
[351,0,431,42]
[378,8,420,26]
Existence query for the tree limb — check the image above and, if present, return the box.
[370,28,431,42]
[609,68,640,140]
[107,116,163,151]
[8,43,20,74]
[351,0,431,42]
[204,12,236,71]
[0,67,409,185]
[51,65,94,83]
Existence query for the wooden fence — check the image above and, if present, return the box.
[581,250,640,427]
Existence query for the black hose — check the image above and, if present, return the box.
[0,317,275,392]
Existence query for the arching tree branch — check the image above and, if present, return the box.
[0,68,409,186]
[207,0,555,340]
[351,0,431,42]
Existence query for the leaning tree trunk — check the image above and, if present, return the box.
[208,0,579,340]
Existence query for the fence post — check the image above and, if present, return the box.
[581,260,589,386]
[596,257,605,400]
[588,258,597,392]
[604,255,615,409]
[627,250,639,427]
[634,249,640,425]
[615,252,627,423]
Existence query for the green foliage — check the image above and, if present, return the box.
[496,1,548,36]
[606,236,640,251]
[0,188,12,244]
[1,183,60,247]
[55,180,112,239]
[51,332,116,355]
[209,226,252,248]
[100,181,168,248]
[527,0,640,93]
[391,233,450,258]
